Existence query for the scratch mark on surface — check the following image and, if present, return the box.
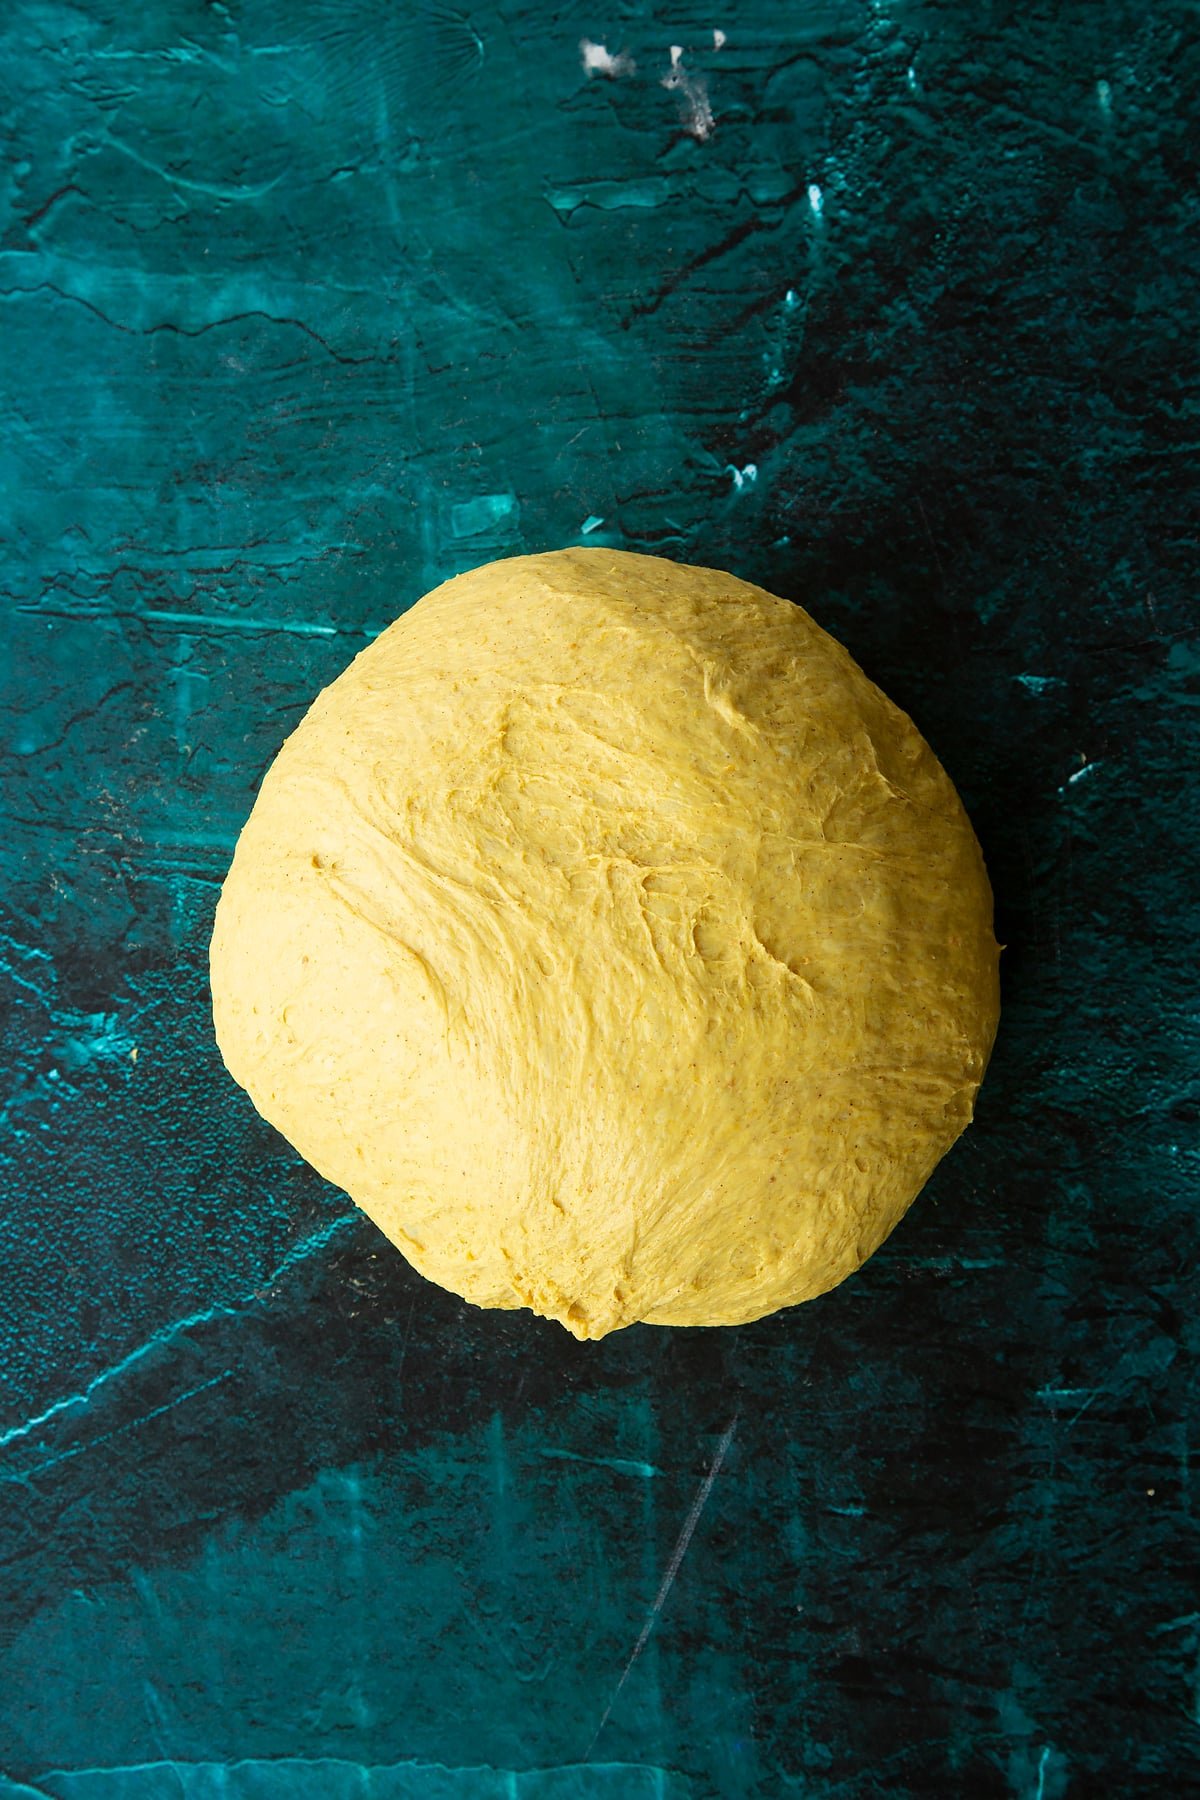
[915,494,946,577]
[16,1370,233,1482]
[1151,1611,1200,1636]
[107,134,286,202]
[539,1448,661,1479]
[15,603,349,639]
[393,1295,419,1387]
[27,1762,679,1790]
[0,1216,357,1453]
[1037,1383,1096,1409]
[586,1415,737,1756]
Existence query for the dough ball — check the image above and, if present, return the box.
[211,549,999,1339]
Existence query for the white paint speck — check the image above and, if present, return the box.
[727,462,758,491]
[581,38,635,78]
[1097,78,1112,115]
[662,44,714,140]
[784,287,799,308]
[907,65,918,91]
[807,182,823,217]
[1058,757,1103,794]
[713,28,726,50]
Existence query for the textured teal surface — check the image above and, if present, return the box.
[2,1,1198,1793]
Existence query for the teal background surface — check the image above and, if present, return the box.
[2,1,1198,1793]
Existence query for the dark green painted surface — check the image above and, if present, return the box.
[1,1,1198,1793]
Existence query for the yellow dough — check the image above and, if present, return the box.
[210,550,1000,1338]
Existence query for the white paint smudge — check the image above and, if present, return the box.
[450,492,517,537]
[1097,78,1112,116]
[808,182,824,217]
[580,514,605,534]
[663,43,714,141]
[580,37,635,78]
[728,462,758,491]
[713,28,726,50]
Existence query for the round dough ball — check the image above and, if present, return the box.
[211,549,999,1339]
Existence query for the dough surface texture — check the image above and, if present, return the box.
[211,549,1000,1338]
